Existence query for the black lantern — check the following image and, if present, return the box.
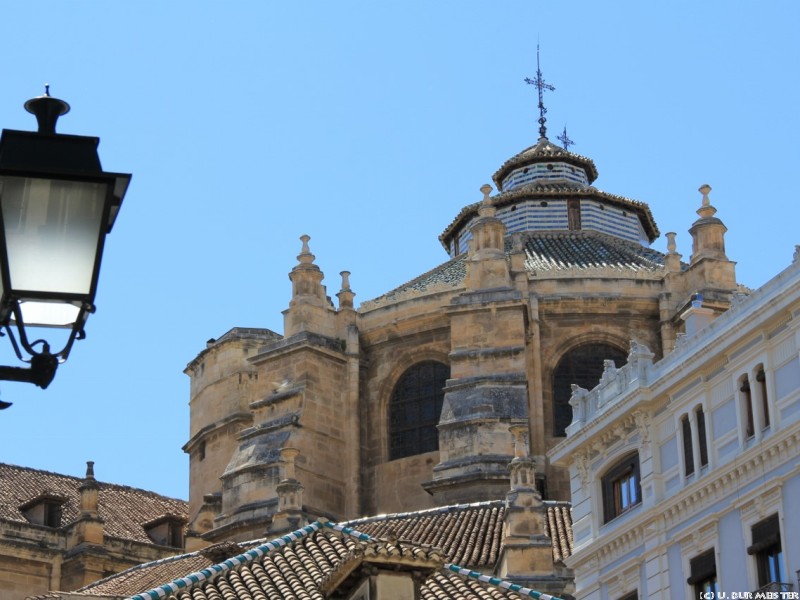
[0,87,130,405]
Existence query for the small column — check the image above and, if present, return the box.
[79,461,99,516]
[664,232,682,273]
[336,271,355,310]
[269,448,306,534]
[508,425,538,494]
[497,428,556,583]
[70,461,105,548]
[335,270,358,337]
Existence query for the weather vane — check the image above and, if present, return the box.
[524,45,555,139]
[557,125,574,151]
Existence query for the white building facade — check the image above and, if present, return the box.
[550,250,800,600]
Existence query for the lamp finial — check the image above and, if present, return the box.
[24,86,70,134]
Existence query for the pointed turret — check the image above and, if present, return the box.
[682,184,737,312]
[464,185,512,290]
[689,184,728,263]
[283,235,338,337]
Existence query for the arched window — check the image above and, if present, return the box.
[389,361,450,460]
[552,343,627,437]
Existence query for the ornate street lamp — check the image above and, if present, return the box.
[0,87,130,407]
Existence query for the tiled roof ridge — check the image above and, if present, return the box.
[123,518,567,600]
[0,462,188,503]
[344,499,504,526]
[325,521,563,600]
[443,563,563,600]
[126,521,326,600]
[541,500,571,507]
[316,542,365,595]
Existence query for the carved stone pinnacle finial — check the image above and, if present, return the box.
[699,184,711,207]
[480,184,493,203]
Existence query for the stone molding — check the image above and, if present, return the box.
[567,424,800,569]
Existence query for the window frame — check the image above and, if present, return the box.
[748,514,784,589]
[696,406,709,468]
[601,452,642,524]
[687,549,718,600]
[740,374,755,439]
[756,367,770,430]
[388,360,450,461]
[681,414,694,476]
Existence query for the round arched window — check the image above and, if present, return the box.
[389,361,450,460]
[552,343,627,437]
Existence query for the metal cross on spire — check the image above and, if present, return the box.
[557,125,574,151]
[524,45,555,140]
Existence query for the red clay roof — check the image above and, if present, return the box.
[0,463,187,545]
[77,500,572,599]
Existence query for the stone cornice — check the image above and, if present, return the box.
[182,412,252,453]
[527,264,665,281]
[567,424,800,569]
[248,331,347,365]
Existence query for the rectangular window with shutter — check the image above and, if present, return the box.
[748,514,783,588]
[687,550,717,600]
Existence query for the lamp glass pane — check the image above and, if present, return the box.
[17,301,80,328]
[0,176,107,296]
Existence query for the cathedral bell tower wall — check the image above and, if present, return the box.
[425,186,530,504]
[199,238,361,541]
[184,329,276,529]
[358,296,453,516]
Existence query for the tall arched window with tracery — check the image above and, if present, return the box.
[389,361,450,460]
[552,343,627,437]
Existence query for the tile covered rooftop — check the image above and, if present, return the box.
[0,463,187,545]
[75,501,572,600]
[523,230,669,274]
[364,229,673,308]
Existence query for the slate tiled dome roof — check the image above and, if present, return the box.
[0,463,187,544]
[440,183,659,247]
[523,230,668,274]
[361,253,467,308]
[364,230,673,309]
[77,501,573,600]
[492,137,599,188]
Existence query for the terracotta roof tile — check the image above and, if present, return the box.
[346,501,505,568]
[0,463,187,545]
[77,501,573,600]
[545,503,573,563]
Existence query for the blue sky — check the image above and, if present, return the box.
[0,2,798,500]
